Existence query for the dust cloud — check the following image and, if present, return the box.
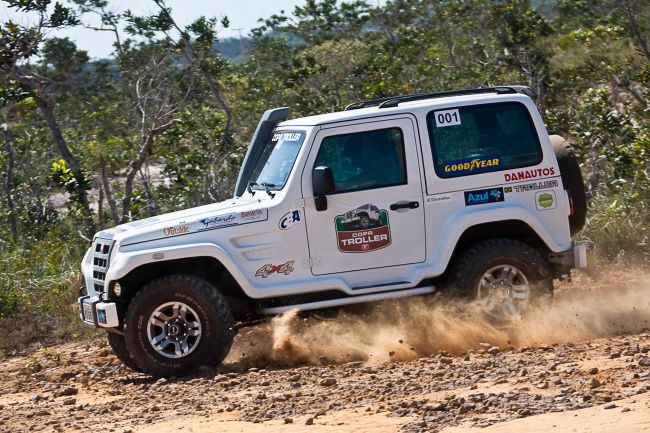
[226,263,650,368]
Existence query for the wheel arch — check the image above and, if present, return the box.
[107,246,255,320]
[443,219,550,275]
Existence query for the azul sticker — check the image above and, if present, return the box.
[163,225,189,236]
[255,261,295,278]
[464,188,505,206]
[335,204,391,253]
[535,191,557,210]
[199,209,267,231]
[442,155,500,177]
[505,180,559,193]
[279,210,301,230]
[504,167,556,182]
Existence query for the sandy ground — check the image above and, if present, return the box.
[1,262,650,433]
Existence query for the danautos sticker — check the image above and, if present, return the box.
[255,261,295,278]
[504,167,556,182]
[442,155,500,177]
[334,203,391,253]
[464,188,505,206]
[535,191,557,210]
[279,210,301,230]
[198,208,267,231]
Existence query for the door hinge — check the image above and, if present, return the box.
[295,198,307,209]
[302,257,322,268]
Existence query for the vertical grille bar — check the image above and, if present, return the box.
[92,239,113,293]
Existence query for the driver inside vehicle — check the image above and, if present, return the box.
[332,128,406,191]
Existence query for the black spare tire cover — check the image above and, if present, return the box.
[549,135,587,236]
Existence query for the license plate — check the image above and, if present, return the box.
[82,301,94,324]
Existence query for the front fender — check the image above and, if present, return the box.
[104,243,258,298]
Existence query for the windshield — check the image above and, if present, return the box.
[249,130,306,190]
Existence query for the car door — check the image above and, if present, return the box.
[302,117,426,280]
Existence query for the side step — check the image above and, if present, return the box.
[257,286,436,315]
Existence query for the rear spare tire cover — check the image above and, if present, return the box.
[549,135,587,236]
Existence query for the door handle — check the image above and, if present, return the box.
[390,201,419,211]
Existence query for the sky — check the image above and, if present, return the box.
[0,0,313,59]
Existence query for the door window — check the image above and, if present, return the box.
[427,102,542,178]
[314,127,407,193]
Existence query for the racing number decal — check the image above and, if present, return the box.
[434,109,461,127]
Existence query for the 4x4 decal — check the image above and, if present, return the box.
[255,261,295,278]
[334,204,391,253]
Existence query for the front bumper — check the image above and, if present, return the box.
[78,294,120,328]
[548,243,587,269]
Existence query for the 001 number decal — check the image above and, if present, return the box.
[434,109,461,127]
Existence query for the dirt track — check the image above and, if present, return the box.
[2,263,650,433]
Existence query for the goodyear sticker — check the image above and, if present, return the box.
[442,155,500,177]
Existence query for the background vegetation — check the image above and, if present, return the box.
[0,0,648,353]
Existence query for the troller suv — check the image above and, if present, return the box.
[79,86,587,377]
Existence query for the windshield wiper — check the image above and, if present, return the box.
[247,181,258,196]
[260,182,276,198]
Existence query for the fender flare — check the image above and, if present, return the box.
[433,206,571,275]
[104,243,257,298]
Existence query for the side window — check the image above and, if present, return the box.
[314,127,407,193]
[427,102,542,178]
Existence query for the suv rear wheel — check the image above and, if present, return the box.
[449,238,553,320]
[124,275,234,377]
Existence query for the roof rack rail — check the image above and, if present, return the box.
[344,85,534,111]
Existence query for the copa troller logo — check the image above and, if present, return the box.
[334,203,391,253]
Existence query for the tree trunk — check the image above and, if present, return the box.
[100,155,120,225]
[2,122,19,243]
[120,133,154,223]
[33,90,95,232]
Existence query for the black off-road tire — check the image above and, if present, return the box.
[124,275,234,377]
[549,135,587,236]
[106,332,142,373]
[449,239,553,318]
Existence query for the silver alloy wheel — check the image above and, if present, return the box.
[477,265,530,319]
[147,301,202,359]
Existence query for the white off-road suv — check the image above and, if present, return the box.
[79,86,587,377]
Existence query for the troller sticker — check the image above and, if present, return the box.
[334,203,391,253]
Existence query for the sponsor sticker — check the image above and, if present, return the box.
[505,180,559,193]
[427,193,452,203]
[163,224,189,236]
[199,208,267,231]
[335,203,391,253]
[535,191,557,210]
[434,109,461,127]
[255,261,295,278]
[442,155,501,177]
[504,167,556,182]
[464,188,505,206]
[279,210,301,230]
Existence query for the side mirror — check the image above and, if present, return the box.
[313,166,335,211]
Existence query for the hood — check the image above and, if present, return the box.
[95,196,269,246]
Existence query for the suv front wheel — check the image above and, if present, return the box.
[449,238,553,320]
[124,275,234,377]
